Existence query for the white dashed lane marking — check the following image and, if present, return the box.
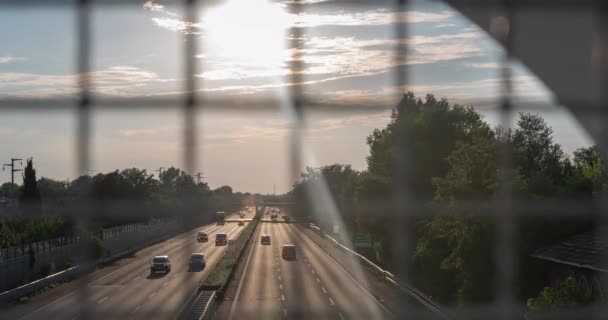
[316,277,320,283]
[97,297,109,304]
[131,305,141,314]
[149,292,157,298]
[338,312,345,320]
[321,287,327,294]
[329,297,335,306]
[281,294,285,301]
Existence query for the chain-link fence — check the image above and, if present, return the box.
[0,0,606,319]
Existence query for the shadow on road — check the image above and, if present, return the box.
[146,272,169,279]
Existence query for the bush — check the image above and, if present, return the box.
[527,276,593,311]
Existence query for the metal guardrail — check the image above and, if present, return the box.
[308,223,453,320]
[0,265,84,304]
[0,220,191,304]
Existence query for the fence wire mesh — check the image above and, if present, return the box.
[0,0,606,319]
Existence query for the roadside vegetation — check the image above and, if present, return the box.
[1,165,246,248]
[289,92,603,308]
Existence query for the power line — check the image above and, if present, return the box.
[195,172,204,184]
[3,158,23,197]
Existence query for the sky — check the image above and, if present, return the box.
[0,0,593,194]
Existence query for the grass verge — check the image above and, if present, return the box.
[202,215,259,288]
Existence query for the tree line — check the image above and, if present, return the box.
[289,92,603,308]
[0,165,246,248]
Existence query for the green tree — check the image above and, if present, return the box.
[512,113,571,197]
[0,182,19,197]
[19,158,42,216]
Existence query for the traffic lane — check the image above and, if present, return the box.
[229,223,282,320]
[134,221,250,320]
[91,223,228,286]
[16,223,238,320]
[91,222,243,320]
[273,223,335,319]
[286,224,393,320]
[15,221,243,320]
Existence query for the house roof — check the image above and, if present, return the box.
[531,229,608,273]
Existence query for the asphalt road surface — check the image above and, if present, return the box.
[227,222,394,320]
[0,209,255,320]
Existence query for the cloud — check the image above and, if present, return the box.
[195,31,482,86]
[0,66,178,99]
[465,62,500,69]
[143,0,164,12]
[118,125,178,137]
[0,56,27,64]
[150,17,201,34]
[146,5,454,33]
[293,9,454,28]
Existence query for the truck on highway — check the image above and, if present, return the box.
[216,211,226,225]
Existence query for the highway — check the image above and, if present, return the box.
[226,221,394,320]
[0,209,255,320]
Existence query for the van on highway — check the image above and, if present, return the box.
[215,233,228,246]
[282,244,296,260]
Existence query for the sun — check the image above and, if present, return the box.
[202,0,291,69]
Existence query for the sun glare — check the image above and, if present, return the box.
[202,0,290,69]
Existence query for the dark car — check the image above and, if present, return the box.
[197,231,208,242]
[261,234,271,245]
[215,233,228,246]
[150,256,171,274]
[189,253,206,270]
[282,245,296,260]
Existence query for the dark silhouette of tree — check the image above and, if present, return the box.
[19,158,42,216]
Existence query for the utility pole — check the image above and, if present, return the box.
[195,172,204,184]
[156,167,165,180]
[3,158,23,197]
